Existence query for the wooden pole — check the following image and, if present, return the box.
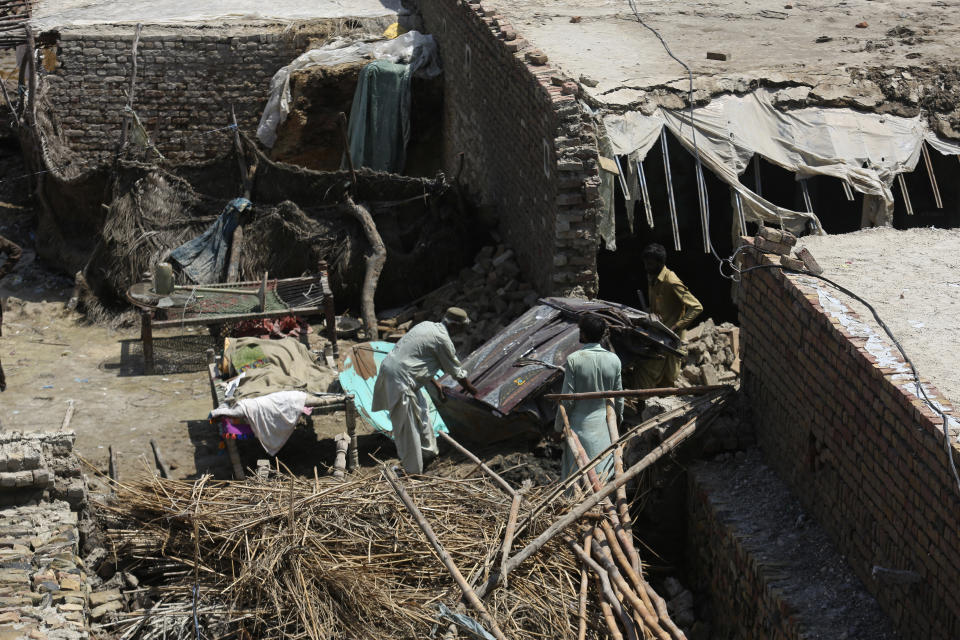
[24,25,36,128]
[108,446,119,486]
[558,404,641,577]
[226,225,244,283]
[59,399,75,432]
[383,465,509,640]
[345,195,385,341]
[150,439,171,479]
[338,112,357,187]
[498,490,523,588]
[345,394,359,471]
[333,433,349,480]
[591,536,670,640]
[566,536,633,640]
[117,24,142,155]
[439,431,517,498]
[577,530,592,640]
[516,392,726,538]
[477,411,707,599]
[606,400,634,569]
[543,384,732,401]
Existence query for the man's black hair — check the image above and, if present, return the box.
[642,243,667,263]
[579,314,607,343]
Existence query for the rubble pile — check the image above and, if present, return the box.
[679,319,740,387]
[380,244,538,353]
[0,501,88,640]
[0,432,86,510]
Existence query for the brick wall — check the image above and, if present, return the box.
[43,24,348,163]
[739,242,960,638]
[408,0,602,295]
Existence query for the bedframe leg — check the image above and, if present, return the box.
[141,310,155,375]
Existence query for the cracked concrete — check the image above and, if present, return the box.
[496,0,960,133]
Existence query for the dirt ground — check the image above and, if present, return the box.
[799,227,960,407]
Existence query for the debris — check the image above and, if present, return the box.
[706,52,730,61]
[579,74,599,87]
[795,246,824,275]
[525,49,549,65]
[856,21,869,28]
[780,254,806,270]
[569,15,582,23]
[561,81,579,95]
[816,35,833,43]
[680,320,739,386]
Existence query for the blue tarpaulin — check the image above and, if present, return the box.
[338,341,448,437]
[169,198,251,284]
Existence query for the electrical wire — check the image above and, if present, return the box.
[623,0,960,495]
[734,245,960,495]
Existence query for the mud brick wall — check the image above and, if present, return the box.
[0,431,85,510]
[43,26,325,163]
[688,469,805,640]
[408,0,602,295]
[739,244,960,638]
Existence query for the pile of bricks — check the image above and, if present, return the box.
[679,319,740,387]
[0,500,89,639]
[0,433,85,510]
[739,239,960,637]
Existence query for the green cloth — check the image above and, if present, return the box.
[345,60,412,173]
[555,343,624,483]
[231,344,268,373]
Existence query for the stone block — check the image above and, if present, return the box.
[90,600,123,620]
[88,589,122,607]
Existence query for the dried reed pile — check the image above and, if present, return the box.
[96,470,598,640]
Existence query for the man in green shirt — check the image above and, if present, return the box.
[554,314,623,482]
[635,243,702,388]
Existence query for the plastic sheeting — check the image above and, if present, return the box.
[257,31,440,148]
[30,0,400,30]
[168,198,249,284]
[601,88,960,236]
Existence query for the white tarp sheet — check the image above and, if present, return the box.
[601,88,960,236]
[30,0,400,30]
[256,31,440,148]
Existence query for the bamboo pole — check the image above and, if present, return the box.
[558,405,641,580]
[439,431,517,498]
[576,530,591,640]
[498,490,523,588]
[590,536,668,640]
[566,536,633,640]
[383,466,509,640]
[517,392,725,537]
[606,400,633,566]
[543,384,731,401]
[477,411,707,599]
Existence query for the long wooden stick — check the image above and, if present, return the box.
[543,384,731,401]
[498,490,523,588]
[439,431,517,498]
[577,530,592,640]
[150,439,171,479]
[383,466,508,640]
[59,399,75,432]
[606,400,633,564]
[558,405,641,580]
[516,392,726,537]
[477,411,707,599]
[567,536,636,639]
[591,535,668,640]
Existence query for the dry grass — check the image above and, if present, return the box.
[96,467,604,640]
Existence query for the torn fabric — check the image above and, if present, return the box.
[601,88,960,235]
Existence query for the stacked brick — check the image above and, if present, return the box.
[409,0,602,296]
[45,26,334,163]
[0,501,88,639]
[0,433,85,510]
[739,241,960,637]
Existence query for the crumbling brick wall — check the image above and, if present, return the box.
[43,25,340,164]
[407,0,602,295]
[739,245,960,638]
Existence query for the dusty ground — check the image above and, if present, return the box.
[499,0,960,109]
[799,226,960,407]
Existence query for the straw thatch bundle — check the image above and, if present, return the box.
[96,468,604,640]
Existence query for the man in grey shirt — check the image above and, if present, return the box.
[372,307,478,474]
